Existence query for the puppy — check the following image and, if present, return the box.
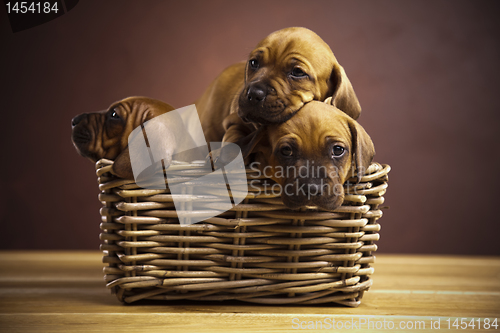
[243,101,375,211]
[71,96,175,179]
[196,27,361,163]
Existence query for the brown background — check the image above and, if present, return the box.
[1,0,499,255]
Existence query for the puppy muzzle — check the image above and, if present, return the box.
[71,113,91,141]
[281,178,345,211]
[71,113,98,161]
[238,82,290,124]
[246,85,267,105]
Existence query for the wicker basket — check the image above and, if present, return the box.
[97,159,390,307]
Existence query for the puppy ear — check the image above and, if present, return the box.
[112,122,176,181]
[142,122,176,175]
[112,147,134,179]
[328,64,362,120]
[348,120,375,181]
[237,126,268,165]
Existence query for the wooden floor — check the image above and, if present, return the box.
[0,251,498,332]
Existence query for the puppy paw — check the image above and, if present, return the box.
[205,149,221,169]
[205,145,241,169]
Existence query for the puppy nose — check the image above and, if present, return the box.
[247,86,266,105]
[307,183,323,196]
[71,114,86,127]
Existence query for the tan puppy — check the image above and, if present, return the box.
[196,27,361,164]
[244,101,374,211]
[71,97,175,179]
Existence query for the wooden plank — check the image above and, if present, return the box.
[1,313,499,333]
[0,251,498,332]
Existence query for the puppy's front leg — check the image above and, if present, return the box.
[207,113,255,168]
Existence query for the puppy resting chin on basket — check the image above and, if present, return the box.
[239,100,375,212]
[71,96,179,179]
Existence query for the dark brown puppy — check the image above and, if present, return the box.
[244,101,374,211]
[196,27,361,163]
[71,96,175,178]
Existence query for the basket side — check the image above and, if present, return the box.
[97,160,390,306]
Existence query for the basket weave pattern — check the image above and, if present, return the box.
[97,159,390,307]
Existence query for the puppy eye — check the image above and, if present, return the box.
[291,67,307,78]
[108,108,120,120]
[249,59,259,70]
[280,146,293,157]
[332,145,345,157]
